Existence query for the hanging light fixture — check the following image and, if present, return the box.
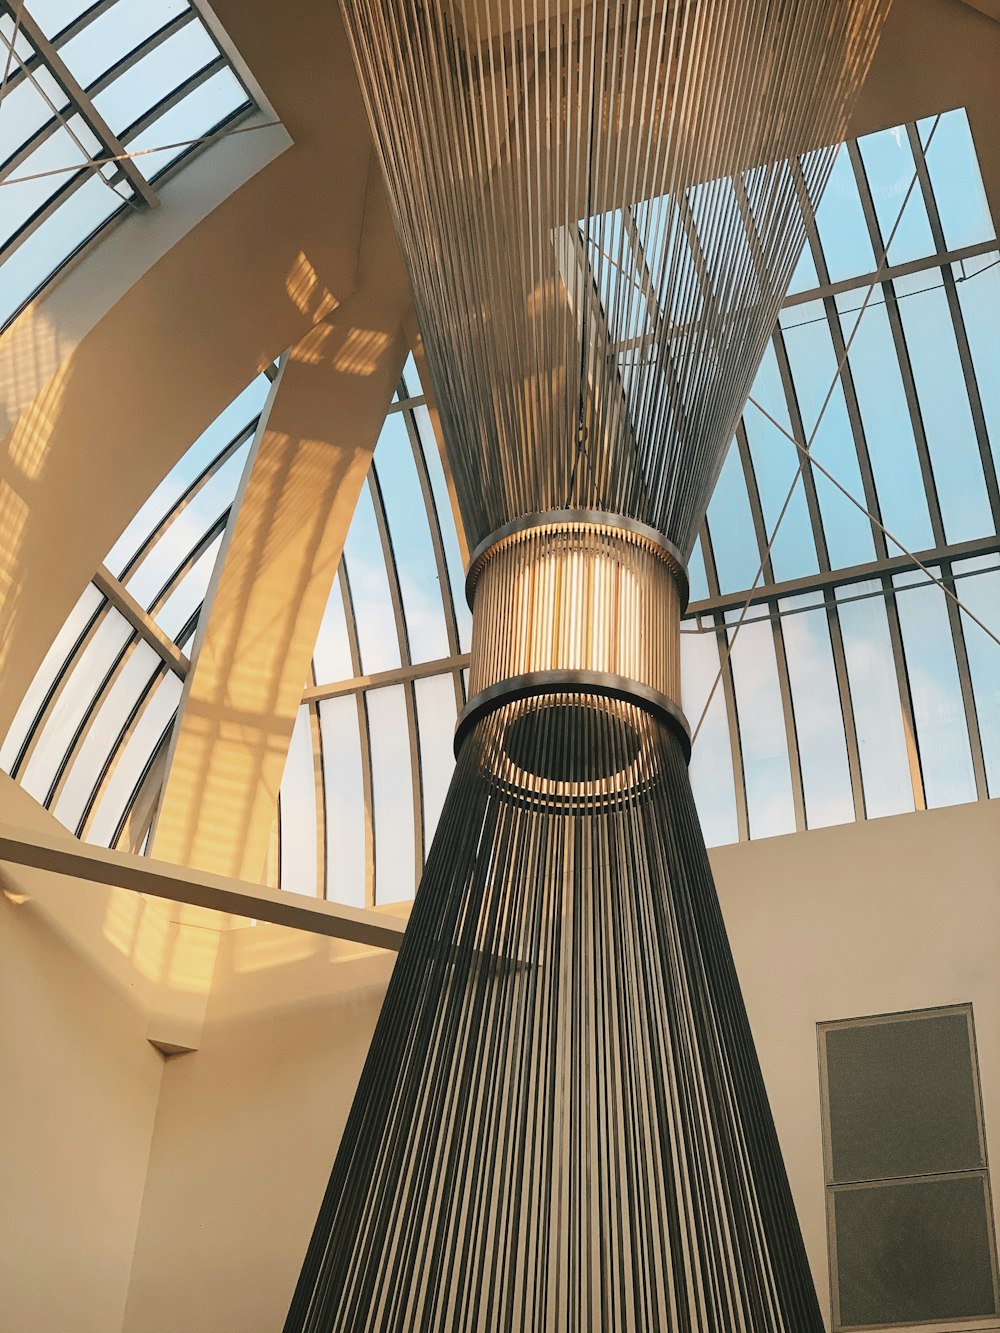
[287,2,891,1328]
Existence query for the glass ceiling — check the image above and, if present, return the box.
[0,0,256,328]
[2,106,998,908]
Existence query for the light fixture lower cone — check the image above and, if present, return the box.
[285,705,824,1331]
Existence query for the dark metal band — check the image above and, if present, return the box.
[454,669,692,763]
[465,509,689,611]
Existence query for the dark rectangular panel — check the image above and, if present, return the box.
[824,1010,983,1182]
[834,1175,998,1328]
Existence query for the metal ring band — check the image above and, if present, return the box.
[454,670,692,763]
[465,510,689,612]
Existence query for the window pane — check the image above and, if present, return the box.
[342,483,400,675]
[415,672,457,852]
[124,439,248,608]
[839,295,933,552]
[94,21,219,137]
[374,413,449,664]
[834,1177,997,1327]
[743,344,817,582]
[105,373,266,576]
[811,148,875,283]
[319,696,366,908]
[53,641,161,831]
[857,125,934,266]
[681,621,738,846]
[0,582,102,772]
[836,582,913,819]
[0,173,122,327]
[60,0,192,89]
[279,707,318,898]
[21,607,132,802]
[128,67,248,181]
[413,403,470,651]
[367,685,415,904]
[153,532,222,641]
[780,302,875,568]
[954,252,1000,485]
[726,613,795,838]
[954,558,1000,797]
[895,272,991,543]
[313,576,354,686]
[894,572,977,809]
[85,670,182,846]
[922,108,996,252]
[781,597,854,829]
[706,444,759,595]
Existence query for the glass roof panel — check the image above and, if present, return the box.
[0,0,255,330]
[921,108,996,251]
[3,107,999,901]
[318,696,367,908]
[811,147,876,283]
[856,125,935,267]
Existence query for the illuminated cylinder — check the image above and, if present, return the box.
[459,511,689,797]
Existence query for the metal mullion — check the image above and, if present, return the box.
[823,592,867,823]
[9,596,107,781]
[309,701,328,900]
[387,394,427,414]
[339,562,375,909]
[700,522,749,843]
[305,653,471,704]
[940,558,990,802]
[118,422,256,582]
[94,564,189,676]
[849,139,946,549]
[905,122,1000,531]
[736,422,775,585]
[406,678,424,890]
[685,533,1000,624]
[881,574,927,813]
[772,324,830,572]
[76,658,170,841]
[781,237,998,310]
[12,6,158,208]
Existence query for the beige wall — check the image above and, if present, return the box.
[103,798,1000,1331]
[121,938,395,1333]
[0,884,163,1333]
[717,797,1000,1330]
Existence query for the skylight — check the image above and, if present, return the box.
[2,107,998,906]
[0,0,256,328]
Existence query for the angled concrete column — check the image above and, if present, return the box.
[144,183,410,1047]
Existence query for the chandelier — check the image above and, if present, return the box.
[287,1,891,1328]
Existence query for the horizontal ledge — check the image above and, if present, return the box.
[303,653,470,703]
[0,823,407,952]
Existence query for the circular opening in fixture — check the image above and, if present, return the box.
[502,699,643,783]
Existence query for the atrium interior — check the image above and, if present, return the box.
[1,0,999,1329]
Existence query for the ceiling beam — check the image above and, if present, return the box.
[0,822,406,951]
